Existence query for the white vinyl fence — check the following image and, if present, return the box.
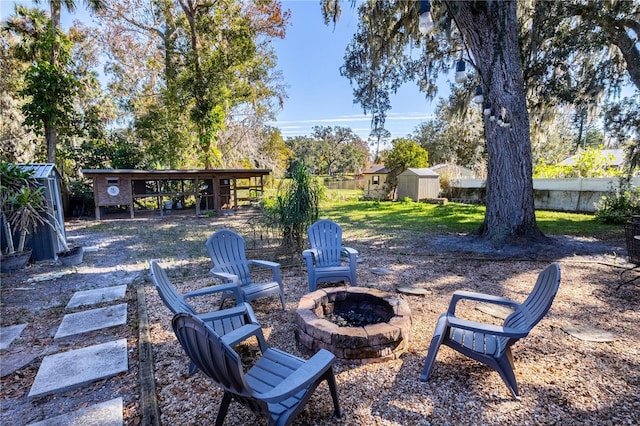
[447,177,640,213]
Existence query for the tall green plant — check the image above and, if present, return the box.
[274,165,323,250]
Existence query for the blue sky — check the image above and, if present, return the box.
[270,1,444,142]
[1,0,446,144]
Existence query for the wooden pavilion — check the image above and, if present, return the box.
[82,169,270,220]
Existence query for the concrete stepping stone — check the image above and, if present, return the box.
[0,323,27,350]
[54,304,128,340]
[27,272,73,283]
[370,267,393,275]
[1,350,43,378]
[27,397,123,426]
[66,285,127,309]
[28,339,128,399]
[397,286,431,296]
[562,324,614,342]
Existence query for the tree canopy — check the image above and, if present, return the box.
[321,0,639,246]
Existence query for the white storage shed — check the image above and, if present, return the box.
[396,168,440,201]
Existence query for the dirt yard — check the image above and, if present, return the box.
[1,211,639,425]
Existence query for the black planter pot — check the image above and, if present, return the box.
[1,249,32,273]
[57,246,84,266]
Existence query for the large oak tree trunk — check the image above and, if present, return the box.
[450,1,544,246]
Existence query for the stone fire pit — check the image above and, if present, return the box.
[295,287,412,364]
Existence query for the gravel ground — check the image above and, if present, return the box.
[144,215,640,426]
[2,212,640,425]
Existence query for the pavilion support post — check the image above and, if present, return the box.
[195,177,201,216]
[129,188,135,218]
[233,177,238,209]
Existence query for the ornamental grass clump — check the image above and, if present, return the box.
[271,164,323,250]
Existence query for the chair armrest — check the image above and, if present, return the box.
[447,290,521,315]
[257,349,336,403]
[183,282,242,300]
[302,249,318,267]
[248,260,282,284]
[197,303,258,325]
[446,315,529,338]
[342,246,358,256]
[302,248,318,260]
[220,323,268,350]
[239,302,258,324]
[248,259,280,269]
[210,268,240,284]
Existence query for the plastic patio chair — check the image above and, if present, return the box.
[149,259,259,373]
[302,219,358,292]
[420,262,561,399]
[172,312,342,426]
[205,229,286,311]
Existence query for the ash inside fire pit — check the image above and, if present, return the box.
[324,294,394,327]
[325,311,380,327]
[295,287,412,364]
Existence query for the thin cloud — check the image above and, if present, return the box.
[271,112,434,126]
[270,112,434,140]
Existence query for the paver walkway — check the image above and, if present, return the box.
[22,284,130,423]
[27,397,123,426]
[0,323,27,350]
[28,339,128,399]
[66,285,127,309]
[54,304,127,340]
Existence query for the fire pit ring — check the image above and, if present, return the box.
[295,287,412,364]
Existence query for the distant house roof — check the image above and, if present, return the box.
[399,168,439,177]
[363,165,389,174]
[429,163,475,178]
[560,149,625,167]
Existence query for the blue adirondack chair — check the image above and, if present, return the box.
[420,262,561,399]
[149,259,259,373]
[205,229,286,311]
[302,219,358,292]
[172,312,342,426]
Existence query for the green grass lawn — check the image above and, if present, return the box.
[319,191,622,239]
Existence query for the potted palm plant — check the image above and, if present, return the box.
[0,163,47,272]
[1,162,83,270]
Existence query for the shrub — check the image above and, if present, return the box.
[595,181,640,224]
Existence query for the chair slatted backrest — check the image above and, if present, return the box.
[206,230,252,285]
[172,313,270,415]
[150,260,195,315]
[499,262,561,353]
[308,220,343,267]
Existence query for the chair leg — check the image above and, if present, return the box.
[279,292,286,311]
[420,315,449,381]
[215,392,233,426]
[495,351,520,400]
[325,370,342,419]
